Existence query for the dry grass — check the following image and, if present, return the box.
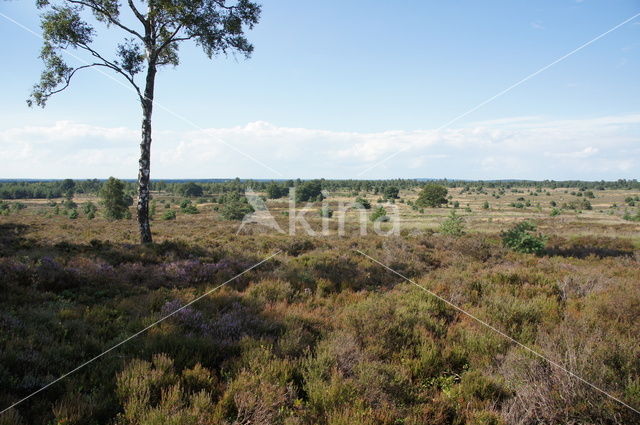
[0,186,639,424]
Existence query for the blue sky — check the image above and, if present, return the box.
[0,0,639,179]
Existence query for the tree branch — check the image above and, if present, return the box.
[127,0,147,28]
[155,24,184,57]
[63,0,144,40]
[48,63,109,96]
[77,43,143,99]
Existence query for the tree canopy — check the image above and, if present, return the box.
[416,184,448,207]
[29,0,261,243]
[29,0,261,108]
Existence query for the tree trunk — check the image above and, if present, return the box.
[137,64,156,244]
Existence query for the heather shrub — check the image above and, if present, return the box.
[279,237,315,256]
[214,344,296,424]
[115,354,217,425]
[246,279,294,304]
[287,251,361,292]
[34,257,79,292]
[0,409,25,425]
[51,391,97,425]
[1,193,638,424]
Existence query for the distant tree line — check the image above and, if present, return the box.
[1,178,638,200]
[0,179,106,199]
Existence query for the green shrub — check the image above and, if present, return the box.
[320,207,333,218]
[149,200,157,218]
[83,201,97,217]
[354,197,371,209]
[68,209,79,219]
[501,221,547,255]
[623,209,640,222]
[550,208,561,217]
[220,200,254,220]
[163,210,177,220]
[370,206,389,222]
[440,210,465,236]
[12,202,27,211]
[182,204,199,214]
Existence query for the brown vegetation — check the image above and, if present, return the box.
[0,186,639,424]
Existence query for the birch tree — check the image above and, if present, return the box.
[29,0,261,243]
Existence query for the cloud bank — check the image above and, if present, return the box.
[0,114,638,180]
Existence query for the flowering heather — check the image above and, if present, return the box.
[160,299,212,335]
[0,192,639,425]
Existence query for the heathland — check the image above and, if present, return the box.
[0,179,639,425]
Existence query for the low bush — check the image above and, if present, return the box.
[440,210,465,236]
[370,206,389,222]
[500,221,546,255]
[163,210,177,220]
[319,207,333,218]
[353,197,371,209]
[219,200,254,221]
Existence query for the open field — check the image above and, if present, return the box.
[1,184,639,424]
[2,186,639,243]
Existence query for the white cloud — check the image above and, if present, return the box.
[0,115,638,180]
[545,146,599,158]
[530,21,545,30]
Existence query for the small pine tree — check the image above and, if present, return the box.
[370,206,389,222]
[163,210,177,221]
[99,177,130,220]
[440,210,465,236]
[501,221,547,255]
[354,197,371,209]
[83,201,97,218]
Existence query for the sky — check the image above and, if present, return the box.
[0,0,639,180]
